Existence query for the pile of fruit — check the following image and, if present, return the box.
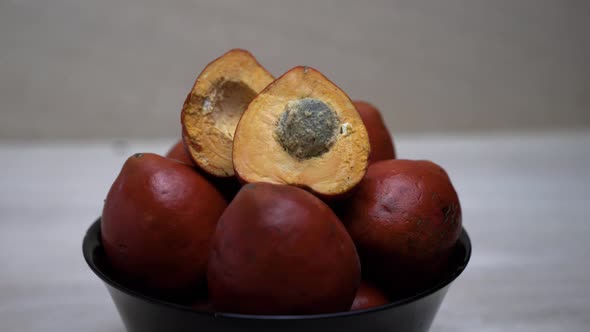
[101,49,462,315]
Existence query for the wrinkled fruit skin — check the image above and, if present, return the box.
[353,101,395,163]
[343,160,461,296]
[350,281,389,311]
[208,183,361,315]
[101,153,227,295]
[165,139,196,167]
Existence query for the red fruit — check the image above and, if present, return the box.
[208,183,361,315]
[353,101,395,163]
[343,160,461,295]
[101,153,227,294]
[165,139,196,167]
[350,281,389,311]
[165,139,242,202]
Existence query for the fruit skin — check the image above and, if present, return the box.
[166,137,242,202]
[207,183,361,315]
[165,139,196,167]
[343,160,461,296]
[350,281,389,311]
[101,153,227,295]
[166,139,242,202]
[353,101,396,163]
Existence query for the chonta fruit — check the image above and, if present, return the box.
[166,138,242,202]
[353,101,396,163]
[181,49,274,177]
[101,153,227,295]
[207,183,361,315]
[350,281,389,311]
[343,159,462,296]
[165,139,196,167]
[233,66,370,198]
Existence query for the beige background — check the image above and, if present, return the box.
[1,0,588,140]
[2,2,590,330]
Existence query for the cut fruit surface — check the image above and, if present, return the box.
[181,49,274,177]
[233,66,370,198]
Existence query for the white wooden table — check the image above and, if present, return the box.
[1,132,589,331]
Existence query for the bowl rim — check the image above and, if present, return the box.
[83,218,471,321]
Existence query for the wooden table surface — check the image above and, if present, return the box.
[1,132,589,331]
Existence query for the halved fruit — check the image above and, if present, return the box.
[181,49,274,177]
[233,66,370,198]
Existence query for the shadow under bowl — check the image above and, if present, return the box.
[83,219,471,332]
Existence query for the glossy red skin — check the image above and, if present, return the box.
[207,183,361,315]
[353,101,396,163]
[165,139,196,167]
[343,160,461,295]
[101,153,227,294]
[166,138,241,202]
[350,281,389,311]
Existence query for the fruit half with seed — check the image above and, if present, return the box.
[181,49,274,177]
[233,66,370,198]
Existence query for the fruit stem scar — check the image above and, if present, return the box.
[340,122,353,136]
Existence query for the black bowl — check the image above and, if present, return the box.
[83,219,471,332]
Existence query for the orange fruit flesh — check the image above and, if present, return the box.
[182,49,274,177]
[233,66,370,197]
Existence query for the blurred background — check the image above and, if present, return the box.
[1,1,589,332]
[1,0,588,140]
